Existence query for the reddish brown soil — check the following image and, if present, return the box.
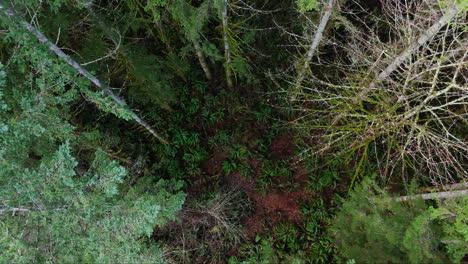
[230,168,313,240]
[241,120,263,147]
[184,148,229,199]
[270,134,295,159]
[226,246,239,258]
[246,157,263,175]
[188,129,314,254]
[201,148,229,176]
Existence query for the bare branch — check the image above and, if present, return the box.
[291,0,336,101]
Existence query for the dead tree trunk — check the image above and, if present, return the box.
[0,2,169,145]
[176,0,212,80]
[291,0,336,101]
[193,39,212,80]
[221,0,233,88]
[355,3,460,103]
[394,189,468,202]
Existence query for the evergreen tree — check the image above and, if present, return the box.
[169,0,213,80]
[0,1,185,261]
[332,178,468,263]
[0,0,466,262]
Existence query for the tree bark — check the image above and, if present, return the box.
[0,2,169,145]
[394,189,468,202]
[291,0,336,101]
[221,0,233,88]
[176,0,212,80]
[193,39,212,80]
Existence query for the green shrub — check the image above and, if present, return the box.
[332,178,468,263]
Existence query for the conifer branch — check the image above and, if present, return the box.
[0,1,169,145]
[221,0,233,88]
[175,0,212,80]
[419,182,468,193]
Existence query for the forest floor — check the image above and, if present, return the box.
[150,81,348,262]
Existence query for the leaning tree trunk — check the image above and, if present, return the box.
[291,0,336,101]
[395,182,468,202]
[192,39,212,80]
[176,0,212,80]
[394,189,468,202]
[220,0,233,88]
[0,2,169,145]
[355,3,460,103]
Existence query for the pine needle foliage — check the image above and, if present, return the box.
[0,3,185,259]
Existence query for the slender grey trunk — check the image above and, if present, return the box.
[0,2,169,145]
[393,189,468,202]
[192,38,212,80]
[221,0,233,88]
[176,0,211,80]
[291,0,336,101]
[355,3,459,103]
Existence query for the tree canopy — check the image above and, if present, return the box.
[0,0,467,263]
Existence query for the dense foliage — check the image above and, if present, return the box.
[0,0,467,263]
[332,178,468,263]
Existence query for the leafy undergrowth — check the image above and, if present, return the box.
[139,79,350,263]
[3,1,467,263]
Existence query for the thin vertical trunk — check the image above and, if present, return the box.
[0,3,169,145]
[193,39,212,80]
[291,0,336,101]
[176,0,212,80]
[133,2,186,82]
[221,0,233,88]
[86,4,174,111]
